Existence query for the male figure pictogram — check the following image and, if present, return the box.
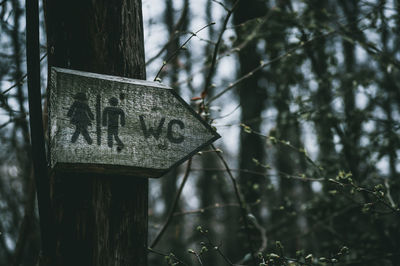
[102,97,125,149]
[67,92,94,144]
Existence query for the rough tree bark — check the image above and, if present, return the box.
[45,0,147,265]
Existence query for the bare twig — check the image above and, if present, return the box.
[211,144,257,265]
[206,31,336,104]
[146,35,181,66]
[174,202,240,216]
[173,13,273,89]
[214,103,241,119]
[194,253,203,266]
[250,129,322,172]
[197,227,246,266]
[146,0,189,66]
[190,168,324,182]
[148,247,189,266]
[201,0,240,99]
[384,179,396,208]
[194,252,203,265]
[188,248,204,266]
[173,200,262,218]
[206,5,384,105]
[1,52,47,96]
[208,242,234,265]
[150,159,192,248]
[0,115,27,129]
[348,183,400,214]
[211,0,229,11]
[153,23,215,82]
[247,213,267,254]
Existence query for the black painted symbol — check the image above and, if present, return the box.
[139,116,185,144]
[167,119,185,143]
[67,92,94,144]
[102,97,125,151]
[139,115,165,140]
[157,139,168,150]
[96,94,101,145]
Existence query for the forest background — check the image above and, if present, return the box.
[0,0,400,265]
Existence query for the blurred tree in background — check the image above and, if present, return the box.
[1,0,400,265]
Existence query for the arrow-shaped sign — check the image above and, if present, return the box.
[49,67,220,178]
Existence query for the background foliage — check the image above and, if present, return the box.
[1,0,400,265]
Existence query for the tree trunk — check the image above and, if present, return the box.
[45,0,147,265]
[233,0,267,207]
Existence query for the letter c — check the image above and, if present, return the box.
[167,119,185,144]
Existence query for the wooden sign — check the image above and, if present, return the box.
[49,67,220,177]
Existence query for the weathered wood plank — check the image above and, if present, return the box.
[49,67,220,177]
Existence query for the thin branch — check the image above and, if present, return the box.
[211,144,257,266]
[214,103,241,119]
[173,12,273,89]
[1,52,47,96]
[150,159,192,248]
[173,199,262,217]
[250,129,322,173]
[190,167,324,182]
[182,31,216,45]
[206,2,385,105]
[0,115,27,129]
[206,31,336,104]
[174,202,240,216]
[188,249,204,266]
[201,231,235,266]
[384,179,396,208]
[0,98,17,116]
[347,183,400,215]
[193,252,203,266]
[201,0,240,99]
[146,0,189,66]
[146,35,180,66]
[153,23,215,82]
[148,248,189,266]
[212,0,229,11]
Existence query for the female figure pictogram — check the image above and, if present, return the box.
[67,92,94,144]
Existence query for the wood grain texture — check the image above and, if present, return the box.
[49,68,219,177]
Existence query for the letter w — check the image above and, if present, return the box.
[139,115,165,140]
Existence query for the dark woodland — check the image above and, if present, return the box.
[1,0,400,265]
